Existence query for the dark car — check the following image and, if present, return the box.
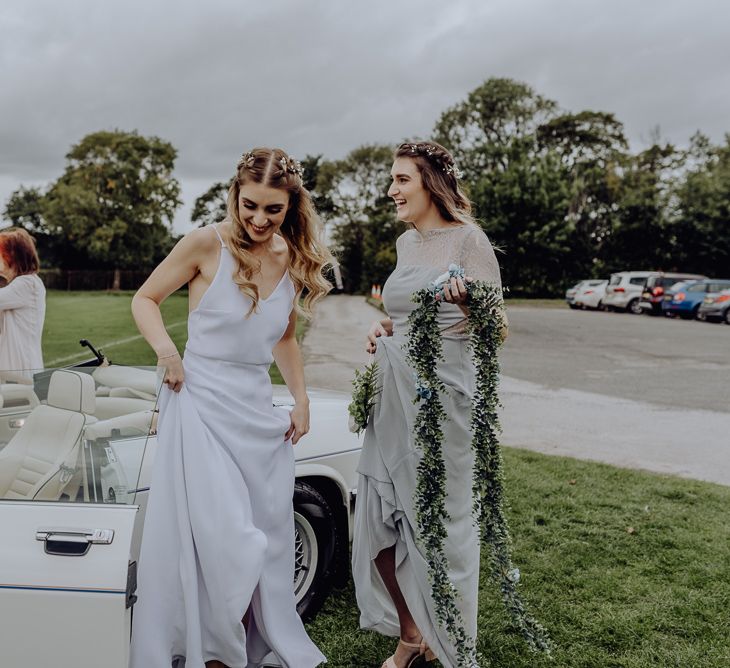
[698,289,730,324]
[639,272,707,315]
[663,279,730,320]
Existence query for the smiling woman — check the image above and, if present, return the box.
[129,147,332,668]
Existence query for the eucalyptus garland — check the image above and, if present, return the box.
[404,267,552,666]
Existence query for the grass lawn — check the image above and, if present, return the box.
[42,290,307,382]
[306,449,730,667]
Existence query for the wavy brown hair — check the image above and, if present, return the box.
[225,147,332,317]
[395,140,477,228]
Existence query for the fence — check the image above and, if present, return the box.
[38,269,153,291]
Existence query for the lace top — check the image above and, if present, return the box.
[382,223,503,338]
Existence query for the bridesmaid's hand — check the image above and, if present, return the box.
[366,319,392,354]
[439,275,472,306]
[158,351,184,392]
[286,401,310,445]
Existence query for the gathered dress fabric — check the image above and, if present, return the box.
[130,227,325,668]
[0,273,46,382]
[352,224,503,668]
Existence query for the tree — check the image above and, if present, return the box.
[191,180,230,227]
[43,130,181,285]
[322,145,400,292]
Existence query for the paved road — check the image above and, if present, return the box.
[302,295,730,485]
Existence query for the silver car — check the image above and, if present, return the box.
[603,271,654,314]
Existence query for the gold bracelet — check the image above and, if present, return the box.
[157,351,179,360]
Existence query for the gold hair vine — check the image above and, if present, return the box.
[404,143,463,179]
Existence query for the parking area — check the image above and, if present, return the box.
[501,306,729,413]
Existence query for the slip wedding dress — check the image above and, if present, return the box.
[130,225,325,668]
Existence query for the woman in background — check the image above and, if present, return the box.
[0,228,46,382]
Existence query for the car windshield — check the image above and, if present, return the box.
[0,365,161,505]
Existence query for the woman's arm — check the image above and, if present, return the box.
[0,278,29,311]
[132,228,211,391]
[273,309,309,444]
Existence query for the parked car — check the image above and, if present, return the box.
[603,271,654,314]
[639,272,707,315]
[0,360,362,668]
[662,279,730,320]
[565,280,592,308]
[698,288,730,324]
[572,280,608,310]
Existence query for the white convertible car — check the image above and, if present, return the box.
[0,356,361,667]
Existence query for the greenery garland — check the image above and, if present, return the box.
[348,357,380,435]
[404,266,552,666]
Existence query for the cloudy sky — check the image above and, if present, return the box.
[1,0,728,232]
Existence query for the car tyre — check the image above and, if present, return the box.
[568,303,580,310]
[724,309,730,325]
[293,481,339,621]
[627,298,642,315]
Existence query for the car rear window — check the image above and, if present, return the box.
[708,281,730,292]
[630,277,647,286]
[686,283,707,293]
[609,275,622,286]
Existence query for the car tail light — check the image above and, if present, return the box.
[614,287,625,293]
[674,292,685,302]
[584,290,594,295]
[652,287,664,296]
[716,295,730,303]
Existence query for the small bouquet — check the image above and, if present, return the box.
[347,356,380,434]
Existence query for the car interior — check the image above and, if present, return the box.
[0,365,160,505]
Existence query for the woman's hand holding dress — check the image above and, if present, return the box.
[158,351,184,392]
[366,318,393,353]
[286,400,310,445]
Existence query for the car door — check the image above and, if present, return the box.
[0,366,157,668]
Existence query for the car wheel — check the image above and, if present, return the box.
[568,303,580,310]
[293,481,338,621]
[597,300,605,311]
[627,299,642,315]
[724,309,730,325]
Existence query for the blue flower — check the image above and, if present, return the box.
[414,375,433,401]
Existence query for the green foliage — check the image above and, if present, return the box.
[405,278,551,666]
[191,180,231,227]
[317,145,403,292]
[42,130,181,270]
[347,360,380,434]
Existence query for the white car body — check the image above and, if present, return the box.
[572,280,607,309]
[603,271,654,313]
[0,364,362,668]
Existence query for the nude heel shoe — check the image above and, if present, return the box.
[381,639,435,668]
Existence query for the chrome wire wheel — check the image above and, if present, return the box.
[293,511,319,603]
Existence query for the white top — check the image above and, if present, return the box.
[0,274,46,381]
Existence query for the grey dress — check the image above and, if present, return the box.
[352,223,503,668]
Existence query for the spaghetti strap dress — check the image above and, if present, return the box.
[352,224,503,668]
[130,225,325,668]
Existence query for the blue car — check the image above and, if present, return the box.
[662,279,730,319]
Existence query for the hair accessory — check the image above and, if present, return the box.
[278,155,304,178]
[238,151,256,169]
[403,142,463,179]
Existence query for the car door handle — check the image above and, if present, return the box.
[36,528,115,557]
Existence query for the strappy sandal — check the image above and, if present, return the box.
[381,639,436,668]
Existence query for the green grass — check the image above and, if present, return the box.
[306,449,730,667]
[505,298,565,308]
[43,291,308,382]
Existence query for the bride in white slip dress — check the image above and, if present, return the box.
[129,148,331,668]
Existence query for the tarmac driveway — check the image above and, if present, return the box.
[302,296,730,486]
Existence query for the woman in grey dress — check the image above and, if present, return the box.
[352,141,506,668]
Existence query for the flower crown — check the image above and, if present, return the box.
[237,151,304,178]
[402,142,463,179]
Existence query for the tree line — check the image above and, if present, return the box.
[4,78,729,295]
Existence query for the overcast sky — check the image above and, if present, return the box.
[1,0,728,232]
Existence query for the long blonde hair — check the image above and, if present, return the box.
[225,147,332,317]
[395,141,477,228]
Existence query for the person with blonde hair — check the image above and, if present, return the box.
[353,141,506,668]
[0,227,46,383]
[130,148,330,668]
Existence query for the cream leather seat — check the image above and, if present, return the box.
[0,370,95,501]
